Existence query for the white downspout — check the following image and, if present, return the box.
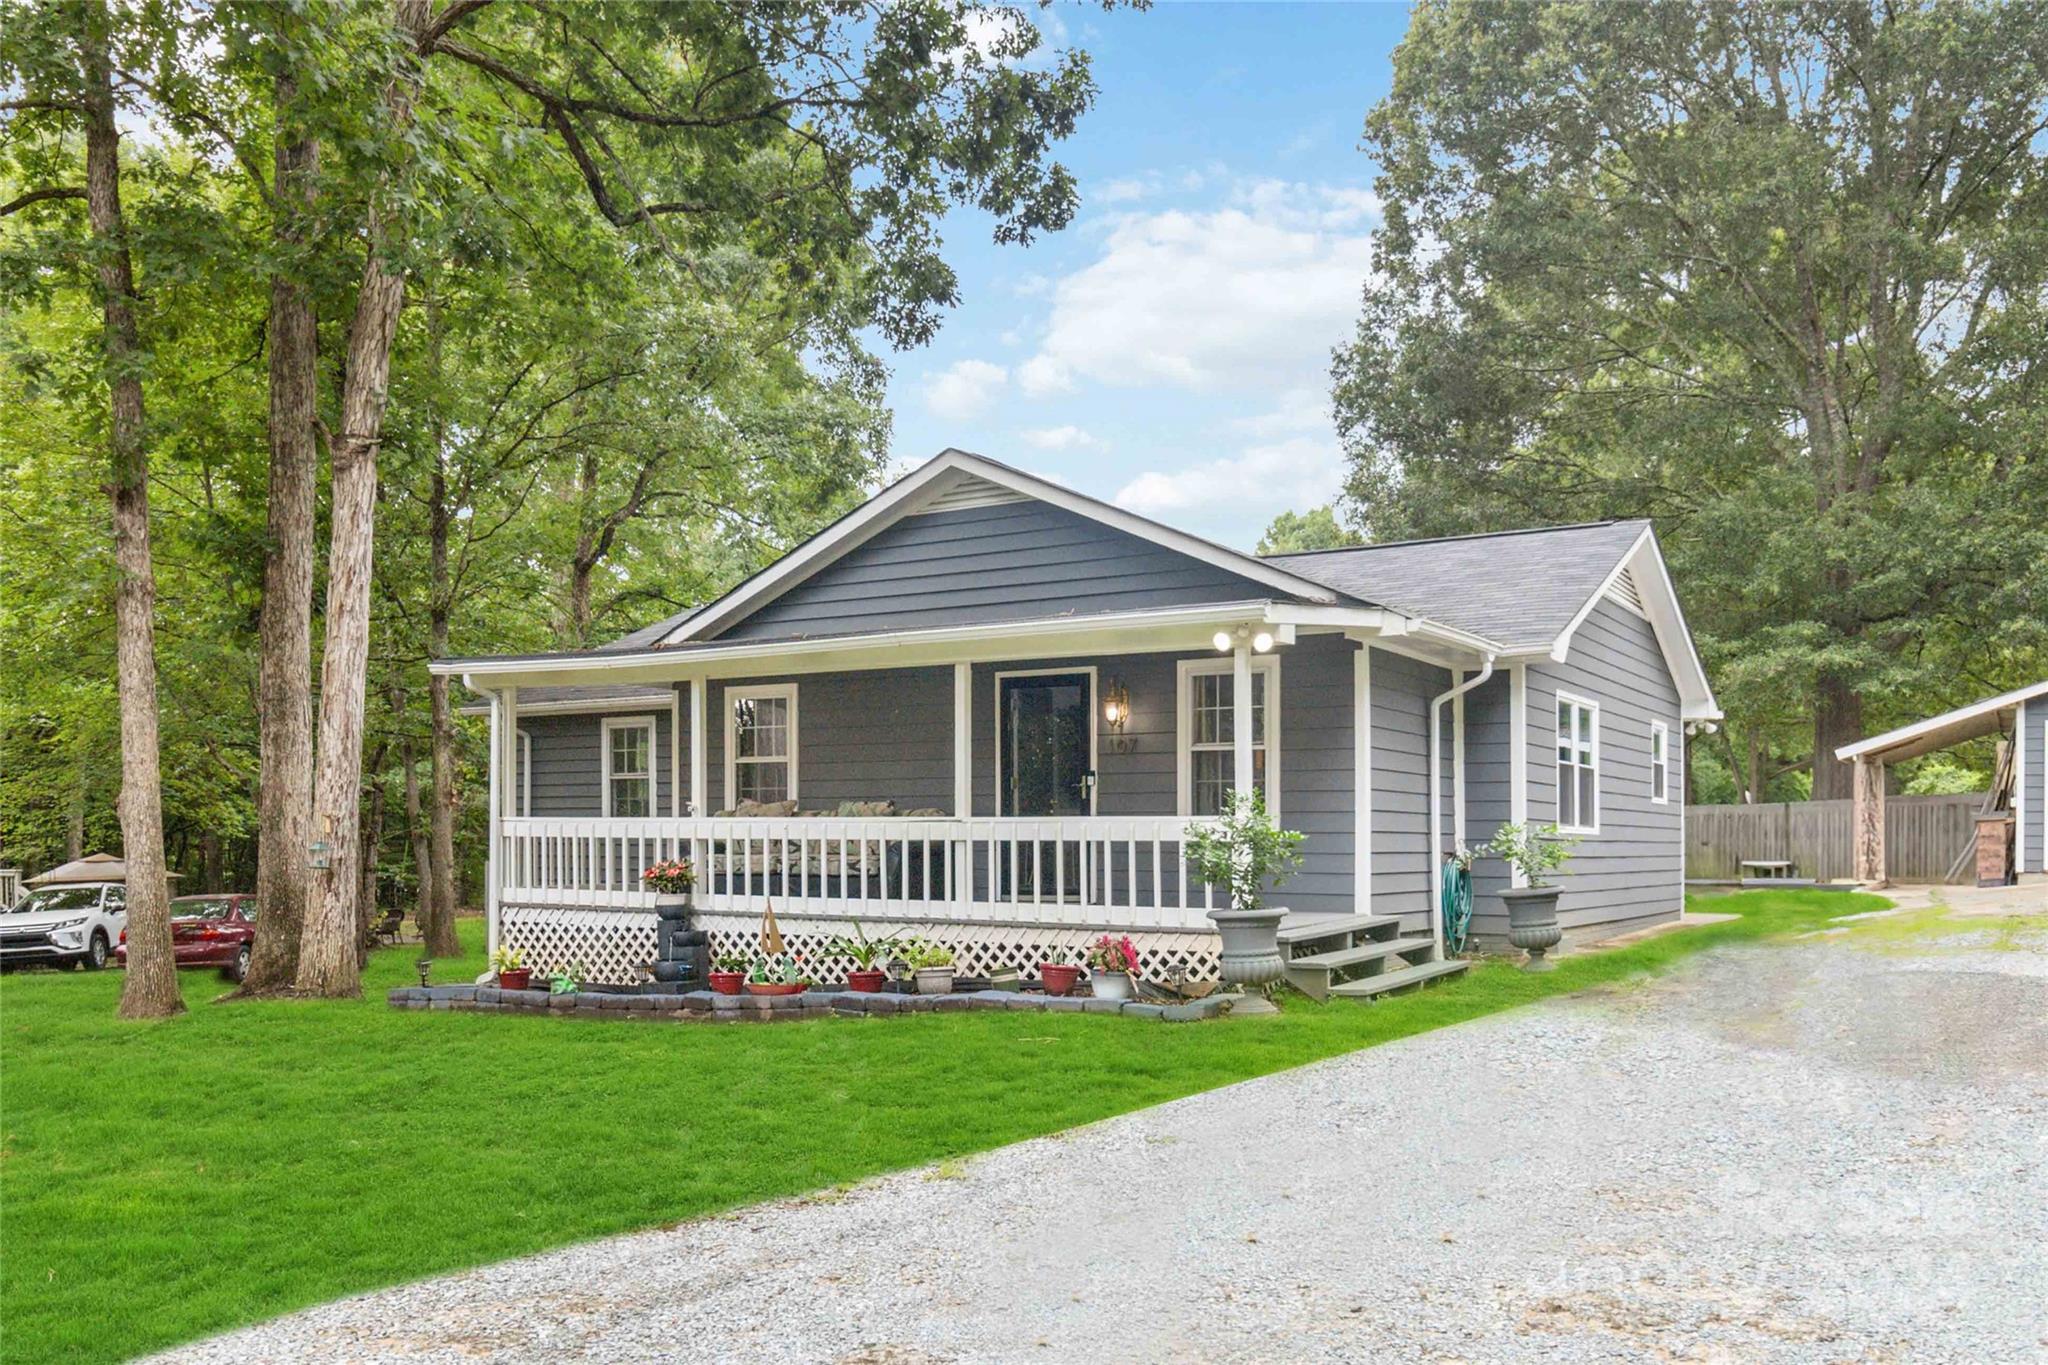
[1429,654,1496,956]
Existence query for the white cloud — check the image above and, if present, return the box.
[1114,432,1345,543]
[1097,177,1152,204]
[1017,179,1379,396]
[923,359,1008,421]
[1020,424,1101,451]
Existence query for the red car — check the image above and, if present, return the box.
[115,893,258,981]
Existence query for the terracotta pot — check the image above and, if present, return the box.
[496,968,532,991]
[745,981,807,996]
[1040,963,1082,996]
[709,970,744,996]
[845,968,887,993]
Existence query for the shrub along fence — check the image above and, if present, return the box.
[1686,792,1986,885]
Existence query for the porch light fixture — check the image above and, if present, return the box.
[1103,677,1135,755]
[307,839,331,870]
[1212,625,1276,654]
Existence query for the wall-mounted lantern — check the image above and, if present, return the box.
[1103,676,1135,755]
[308,840,332,870]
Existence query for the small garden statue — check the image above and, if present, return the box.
[1187,789,1304,1008]
[1483,822,1579,970]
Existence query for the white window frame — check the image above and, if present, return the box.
[724,683,798,806]
[1176,655,1282,820]
[1649,720,1671,805]
[601,715,657,819]
[516,729,532,817]
[1555,691,1600,834]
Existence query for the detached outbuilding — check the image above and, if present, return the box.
[1835,681,2048,886]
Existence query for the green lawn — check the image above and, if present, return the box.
[1,889,1879,1363]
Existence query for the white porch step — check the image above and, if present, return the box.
[1328,958,1469,1000]
[1276,913,1403,947]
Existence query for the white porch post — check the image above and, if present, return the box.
[1232,643,1254,800]
[688,677,707,817]
[486,690,501,958]
[1352,640,1372,912]
[491,684,518,957]
[1509,663,1529,888]
[954,662,972,910]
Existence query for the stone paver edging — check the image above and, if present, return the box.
[387,983,1229,1022]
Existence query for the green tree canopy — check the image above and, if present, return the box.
[1257,505,1352,555]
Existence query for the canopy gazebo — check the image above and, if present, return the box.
[1835,681,2048,886]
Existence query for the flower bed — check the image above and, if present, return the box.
[386,984,1230,1022]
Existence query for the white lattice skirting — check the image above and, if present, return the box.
[501,905,1221,986]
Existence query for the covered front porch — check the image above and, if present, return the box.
[446,599,1488,984]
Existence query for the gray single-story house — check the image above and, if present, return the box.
[437,449,1720,989]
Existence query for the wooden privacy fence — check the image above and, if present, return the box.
[1686,792,1985,884]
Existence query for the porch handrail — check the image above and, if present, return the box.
[496,814,1217,929]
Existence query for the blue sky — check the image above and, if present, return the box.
[884,2,1412,550]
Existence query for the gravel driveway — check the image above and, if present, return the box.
[161,910,2048,1364]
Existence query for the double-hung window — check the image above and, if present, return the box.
[727,684,797,804]
[1650,720,1671,804]
[1178,658,1279,817]
[602,717,655,818]
[1556,694,1598,832]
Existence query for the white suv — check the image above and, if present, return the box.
[0,882,128,970]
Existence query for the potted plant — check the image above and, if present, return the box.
[1484,822,1579,971]
[744,953,813,996]
[643,857,695,919]
[901,939,956,995]
[825,921,900,993]
[1083,934,1140,1001]
[547,963,582,995]
[1187,789,1304,994]
[490,944,532,991]
[1039,954,1082,997]
[987,964,1023,992]
[708,951,748,996]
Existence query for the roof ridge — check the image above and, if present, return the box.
[1261,519,1637,559]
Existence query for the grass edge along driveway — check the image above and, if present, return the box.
[1,889,1874,1364]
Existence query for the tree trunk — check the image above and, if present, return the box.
[200,832,222,893]
[425,670,462,957]
[81,4,181,1020]
[294,0,432,998]
[402,733,432,937]
[246,71,320,994]
[1811,672,1862,802]
[356,742,387,966]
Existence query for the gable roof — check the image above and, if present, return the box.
[660,449,1347,645]
[1264,520,1653,653]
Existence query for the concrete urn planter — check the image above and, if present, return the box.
[1208,906,1286,990]
[652,893,692,920]
[1502,886,1563,971]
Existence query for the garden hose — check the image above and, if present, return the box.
[1441,861,1472,956]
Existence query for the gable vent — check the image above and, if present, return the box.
[908,472,1027,516]
[1604,565,1647,615]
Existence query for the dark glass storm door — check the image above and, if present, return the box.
[999,672,1094,899]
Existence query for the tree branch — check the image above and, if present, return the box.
[0,186,87,216]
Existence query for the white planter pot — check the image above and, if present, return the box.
[1092,970,1133,1002]
[913,966,955,996]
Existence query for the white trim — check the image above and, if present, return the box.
[600,715,658,819]
[1353,643,1372,912]
[1550,527,1721,722]
[668,690,682,817]
[456,694,674,718]
[1833,679,2048,762]
[1175,654,1282,819]
[1554,691,1600,835]
[486,692,501,958]
[667,450,1339,643]
[1509,663,1528,887]
[1452,678,1467,849]
[992,667,1098,817]
[1649,720,1671,805]
[1428,658,1495,958]
[2017,698,2029,874]
[953,663,973,818]
[688,678,707,817]
[722,683,799,807]
[515,729,532,818]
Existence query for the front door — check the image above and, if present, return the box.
[999,672,1094,897]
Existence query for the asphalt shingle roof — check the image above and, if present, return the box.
[1264,520,1649,651]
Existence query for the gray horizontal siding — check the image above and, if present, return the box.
[1368,646,1452,931]
[714,500,1281,640]
[704,668,955,813]
[519,708,675,818]
[2026,696,2044,874]
[1523,598,1683,933]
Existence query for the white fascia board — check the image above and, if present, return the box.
[1834,679,2048,762]
[454,695,674,718]
[1267,603,1502,657]
[668,449,1341,644]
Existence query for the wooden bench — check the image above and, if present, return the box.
[1739,859,1795,881]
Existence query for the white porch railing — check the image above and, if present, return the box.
[498,816,1219,931]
